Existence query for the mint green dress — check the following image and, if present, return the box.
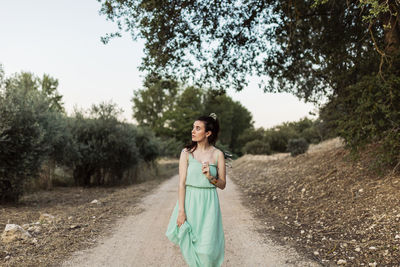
[166,153,225,267]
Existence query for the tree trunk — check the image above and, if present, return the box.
[382,0,400,56]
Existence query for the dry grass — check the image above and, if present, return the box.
[230,138,400,266]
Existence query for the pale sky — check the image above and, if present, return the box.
[0,0,316,129]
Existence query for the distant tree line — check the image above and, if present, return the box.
[238,117,333,156]
[131,73,254,157]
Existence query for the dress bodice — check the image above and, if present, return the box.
[185,153,218,188]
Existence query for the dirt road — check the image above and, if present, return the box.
[62,175,319,266]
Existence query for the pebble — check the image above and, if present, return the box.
[5,255,10,260]
[369,262,377,267]
[369,246,377,250]
[355,247,361,252]
[337,259,347,265]
[313,251,319,256]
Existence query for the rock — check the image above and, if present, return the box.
[313,251,319,256]
[27,225,42,234]
[1,224,32,243]
[369,262,377,267]
[355,247,361,252]
[90,199,100,204]
[39,213,55,224]
[68,216,73,220]
[337,259,347,265]
[369,246,377,250]
[70,225,80,229]
[395,234,400,239]
[5,255,10,260]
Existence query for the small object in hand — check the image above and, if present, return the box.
[202,161,209,173]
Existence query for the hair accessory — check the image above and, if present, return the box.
[209,113,217,120]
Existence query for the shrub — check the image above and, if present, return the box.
[135,126,160,162]
[325,72,400,169]
[265,126,298,153]
[0,86,51,202]
[158,137,183,158]
[242,139,271,155]
[68,108,140,186]
[287,138,309,156]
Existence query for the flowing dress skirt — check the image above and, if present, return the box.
[166,185,225,267]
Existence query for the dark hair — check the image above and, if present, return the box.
[185,115,220,152]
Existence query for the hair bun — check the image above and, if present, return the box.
[209,113,217,120]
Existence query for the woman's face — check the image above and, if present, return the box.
[192,120,211,142]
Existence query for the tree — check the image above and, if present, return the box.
[98,0,393,102]
[132,74,178,136]
[0,73,65,201]
[131,77,253,154]
[69,103,143,186]
[5,71,64,112]
[41,74,64,112]
[202,90,253,154]
[164,86,204,142]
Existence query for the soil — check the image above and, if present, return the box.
[62,173,318,266]
[230,138,400,266]
[0,161,178,266]
[2,137,399,266]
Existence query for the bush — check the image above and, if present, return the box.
[135,126,160,162]
[242,139,271,155]
[287,138,309,156]
[265,126,299,153]
[158,137,183,158]
[0,86,52,202]
[324,72,400,169]
[68,107,140,186]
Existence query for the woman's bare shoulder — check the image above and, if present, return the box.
[213,147,225,158]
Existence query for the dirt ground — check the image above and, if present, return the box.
[2,138,400,266]
[230,138,400,266]
[62,173,318,267]
[0,161,178,267]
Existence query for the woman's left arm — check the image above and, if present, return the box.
[214,150,226,190]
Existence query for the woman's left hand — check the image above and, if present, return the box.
[201,162,211,179]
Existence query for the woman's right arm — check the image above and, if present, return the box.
[177,149,188,227]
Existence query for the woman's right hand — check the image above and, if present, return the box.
[177,211,186,227]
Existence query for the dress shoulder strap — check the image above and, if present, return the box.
[182,148,190,164]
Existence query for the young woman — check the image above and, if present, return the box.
[166,113,226,267]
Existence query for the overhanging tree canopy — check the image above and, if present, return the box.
[97,0,398,102]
